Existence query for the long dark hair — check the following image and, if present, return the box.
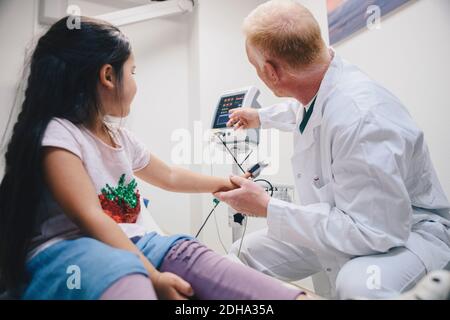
[0,16,131,291]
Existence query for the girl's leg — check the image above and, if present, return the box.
[100,274,157,300]
[23,237,152,300]
[160,240,307,300]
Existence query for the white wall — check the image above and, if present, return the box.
[192,0,270,253]
[2,0,447,279]
[68,1,194,236]
[0,0,324,256]
[0,0,193,235]
[189,0,328,255]
[0,0,37,176]
[186,0,326,292]
[123,15,192,236]
[334,0,450,196]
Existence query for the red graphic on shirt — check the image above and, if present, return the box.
[98,174,141,223]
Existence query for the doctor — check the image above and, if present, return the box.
[213,0,450,299]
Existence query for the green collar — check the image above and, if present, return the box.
[299,96,317,134]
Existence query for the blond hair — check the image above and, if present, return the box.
[243,0,326,69]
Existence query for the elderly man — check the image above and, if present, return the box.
[213,0,450,299]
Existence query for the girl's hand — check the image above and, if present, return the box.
[152,271,194,300]
[216,172,252,193]
[213,175,270,217]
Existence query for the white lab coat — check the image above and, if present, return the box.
[258,50,450,288]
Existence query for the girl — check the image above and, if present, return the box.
[0,16,310,300]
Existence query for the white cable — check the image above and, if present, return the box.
[206,133,256,256]
[210,146,228,254]
[213,209,228,254]
[237,215,248,258]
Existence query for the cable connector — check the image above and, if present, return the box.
[247,160,270,179]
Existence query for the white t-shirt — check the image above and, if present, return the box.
[30,117,151,257]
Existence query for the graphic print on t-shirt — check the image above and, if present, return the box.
[98,174,141,223]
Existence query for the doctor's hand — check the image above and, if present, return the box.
[215,172,252,193]
[227,108,261,130]
[152,271,194,300]
[213,175,270,217]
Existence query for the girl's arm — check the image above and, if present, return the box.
[42,147,193,299]
[135,154,247,193]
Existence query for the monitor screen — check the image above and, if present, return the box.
[212,93,246,129]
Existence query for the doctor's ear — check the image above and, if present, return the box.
[99,64,116,89]
[262,61,280,84]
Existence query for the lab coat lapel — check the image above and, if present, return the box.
[316,50,344,182]
[293,48,343,155]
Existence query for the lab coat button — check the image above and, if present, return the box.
[326,268,332,272]
[297,173,302,179]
